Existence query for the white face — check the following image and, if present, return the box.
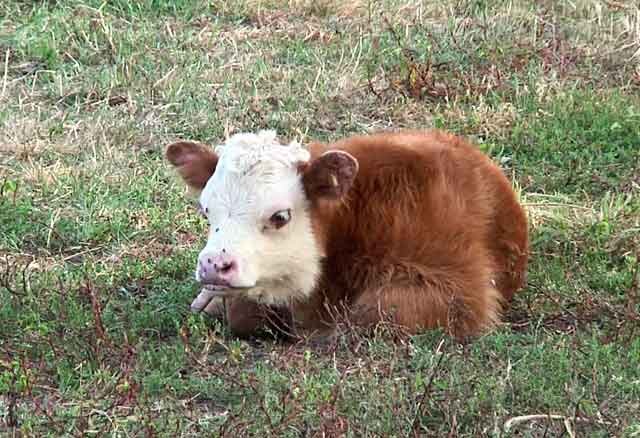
[195,131,322,304]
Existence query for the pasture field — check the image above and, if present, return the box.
[1,0,639,436]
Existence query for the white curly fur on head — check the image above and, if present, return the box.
[213,130,310,175]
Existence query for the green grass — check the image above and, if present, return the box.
[1,0,640,435]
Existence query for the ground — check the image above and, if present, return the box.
[1,0,639,436]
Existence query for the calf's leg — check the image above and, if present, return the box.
[191,290,294,340]
[225,296,294,340]
[350,280,502,338]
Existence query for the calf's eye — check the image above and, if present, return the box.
[269,209,292,229]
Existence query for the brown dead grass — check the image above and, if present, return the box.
[245,0,367,18]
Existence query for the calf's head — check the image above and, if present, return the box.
[166,130,358,304]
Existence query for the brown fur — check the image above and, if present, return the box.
[167,129,529,339]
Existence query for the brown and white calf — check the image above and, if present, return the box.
[166,129,529,339]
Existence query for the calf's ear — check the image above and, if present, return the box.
[165,141,218,190]
[301,150,358,200]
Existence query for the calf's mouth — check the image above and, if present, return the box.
[190,282,254,313]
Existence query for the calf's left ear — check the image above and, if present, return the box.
[301,150,359,200]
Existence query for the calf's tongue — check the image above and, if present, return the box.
[190,287,229,312]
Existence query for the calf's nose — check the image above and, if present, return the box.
[198,253,238,285]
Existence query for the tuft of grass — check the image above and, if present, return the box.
[507,90,640,196]
[1,0,639,435]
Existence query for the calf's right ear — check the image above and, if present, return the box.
[165,141,218,190]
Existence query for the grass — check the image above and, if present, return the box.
[1,0,639,435]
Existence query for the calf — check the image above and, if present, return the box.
[166,129,528,339]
